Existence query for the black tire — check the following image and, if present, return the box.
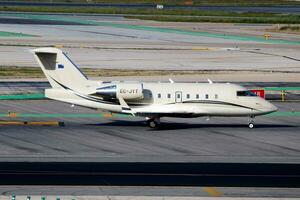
[149,120,157,128]
[248,123,254,129]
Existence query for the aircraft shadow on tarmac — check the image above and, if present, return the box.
[86,120,297,131]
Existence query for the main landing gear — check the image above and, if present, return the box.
[146,117,160,128]
[248,116,255,129]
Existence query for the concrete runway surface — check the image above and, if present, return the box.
[0,186,300,198]
[0,12,300,198]
[0,99,299,163]
[0,99,298,197]
[0,196,299,200]
[0,13,300,71]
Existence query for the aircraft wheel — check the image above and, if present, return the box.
[248,123,254,129]
[148,120,158,128]
[146,118,160,128]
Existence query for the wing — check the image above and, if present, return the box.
[131,103,207,117]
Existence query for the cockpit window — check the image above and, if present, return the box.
[237,90,257,97]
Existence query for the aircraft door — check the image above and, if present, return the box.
[175,91,182,103]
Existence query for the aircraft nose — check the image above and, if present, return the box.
[265,102,278,113]
[270,104,278,112]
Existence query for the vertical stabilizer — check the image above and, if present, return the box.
[32,47,88,92]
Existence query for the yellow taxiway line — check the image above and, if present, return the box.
[203,187,223,197]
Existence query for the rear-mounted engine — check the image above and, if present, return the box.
[96,83,144,100]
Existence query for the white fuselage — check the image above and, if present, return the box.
[32,47,277,122]
[45,81,277,118]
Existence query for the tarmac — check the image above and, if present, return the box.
[0,185,300,198]
[0,13,300,72]
[0,99,299,197]
[0,12,299,198]
[0,99,299,163]
[0,98,299,196]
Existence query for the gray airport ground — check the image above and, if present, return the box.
[0,12,300,72]
[0,99,299,164]
[0,12,299,199]
[0,100,299,198]
[0,187,300,198]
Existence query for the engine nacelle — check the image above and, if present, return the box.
[96,83,144,100]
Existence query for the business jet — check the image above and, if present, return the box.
[32,47,277,128]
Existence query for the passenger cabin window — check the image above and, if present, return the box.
[237,91,257,97]
[205,94,209,99]
[196,94,199,99]
[215,94,218,99]
[167,94,171,98]
[158,93,161,98]
[186,94,190,99]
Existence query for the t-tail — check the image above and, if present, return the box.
[32,47,88,92]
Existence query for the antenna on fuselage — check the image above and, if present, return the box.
[207,79,213,84]
[169,78,174,83]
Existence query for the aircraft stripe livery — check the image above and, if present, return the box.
[32,48,277,128]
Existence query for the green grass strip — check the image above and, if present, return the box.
[3,13,300,45]
[126,15,300,24]
[0,93,45,100]
[2,0,300,6]
[96,22,300,45]
[267,111,300,116]
[264,87,300,91]
[0,31,36,37]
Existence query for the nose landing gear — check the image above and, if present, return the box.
[248,116,255,129]
[248,123,254,129]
